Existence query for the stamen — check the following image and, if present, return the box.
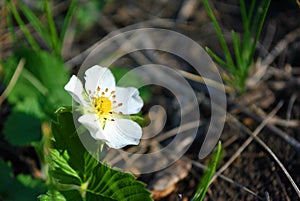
[97,86,101,91]
[105,88,108,93]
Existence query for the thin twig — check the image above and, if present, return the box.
[177,69,233,93]
[248,27,300,88]
[265,192,270,201]
[155,120,202,142]
[286,93,297,121]
[242,107,300,152]
[262,27,300,67]
[228,114,300,198]
[0,58,25,106]
[255,137,300,197]
[211,101,283,183]
[177,0,199,22]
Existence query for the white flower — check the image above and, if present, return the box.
[64,65,144,149]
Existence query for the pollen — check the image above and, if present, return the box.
[91,87,124,127]
[94,96,113,118]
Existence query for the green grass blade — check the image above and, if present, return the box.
[240,0,255,62]
[192,141,222,201]
[248,0,271,67]
[205,47,228,68]
[6,4,16,42]
[239,0,248,32]
[17,0,52,48]
[202,0,234,68]
[231,31,243,72]
[246,0,257,29]
[42,0,60,55]
[206,46,237,76]
[59,0,78,46]
[6,0,40,52]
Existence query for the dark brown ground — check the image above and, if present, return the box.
[1,0,300,200]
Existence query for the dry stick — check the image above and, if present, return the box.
[249,27,300,88]
[263,27,300,67]
[286,93,297,121]
[177,69,233,93]
[242,108,300,152]
[260,22,276,57]
[228,113,300,198]
[156,120,201,142]
[211,102,283,184]
[177,0,199,22]
[254,136,292,198]
[0,58,25,106]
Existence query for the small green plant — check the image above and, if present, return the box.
[38,107,153,201]
[202,0,271,93]
[5,0,77,57]
[192,141,222,201]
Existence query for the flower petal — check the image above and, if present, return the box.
[84,65,115,93]
[114,86,143,114]
[64,75,89,106]
[78,114,107,141]
[103,118,142,149]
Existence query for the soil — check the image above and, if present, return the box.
[1,0,300,200]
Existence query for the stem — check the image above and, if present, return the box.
[0,59,25,106]
[6,0,40,52]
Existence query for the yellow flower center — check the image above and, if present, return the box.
[93,96,113,119]
[89,87,123,127]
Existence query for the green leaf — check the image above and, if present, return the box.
[87,161,153,201]
[83,152,98,182]
[86,193,116,201]
[48,150,82,186]
[192,141,222,201]
[51,109,86,175]
[39,189,83,201]
[2,56,45,118]
[0,159,47,201]
[38,190,67,201]
[49,110,153,201]
[2,48,71,118]
[17,174,46,189]
[3,111,42,146]
[14,49,71,108]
